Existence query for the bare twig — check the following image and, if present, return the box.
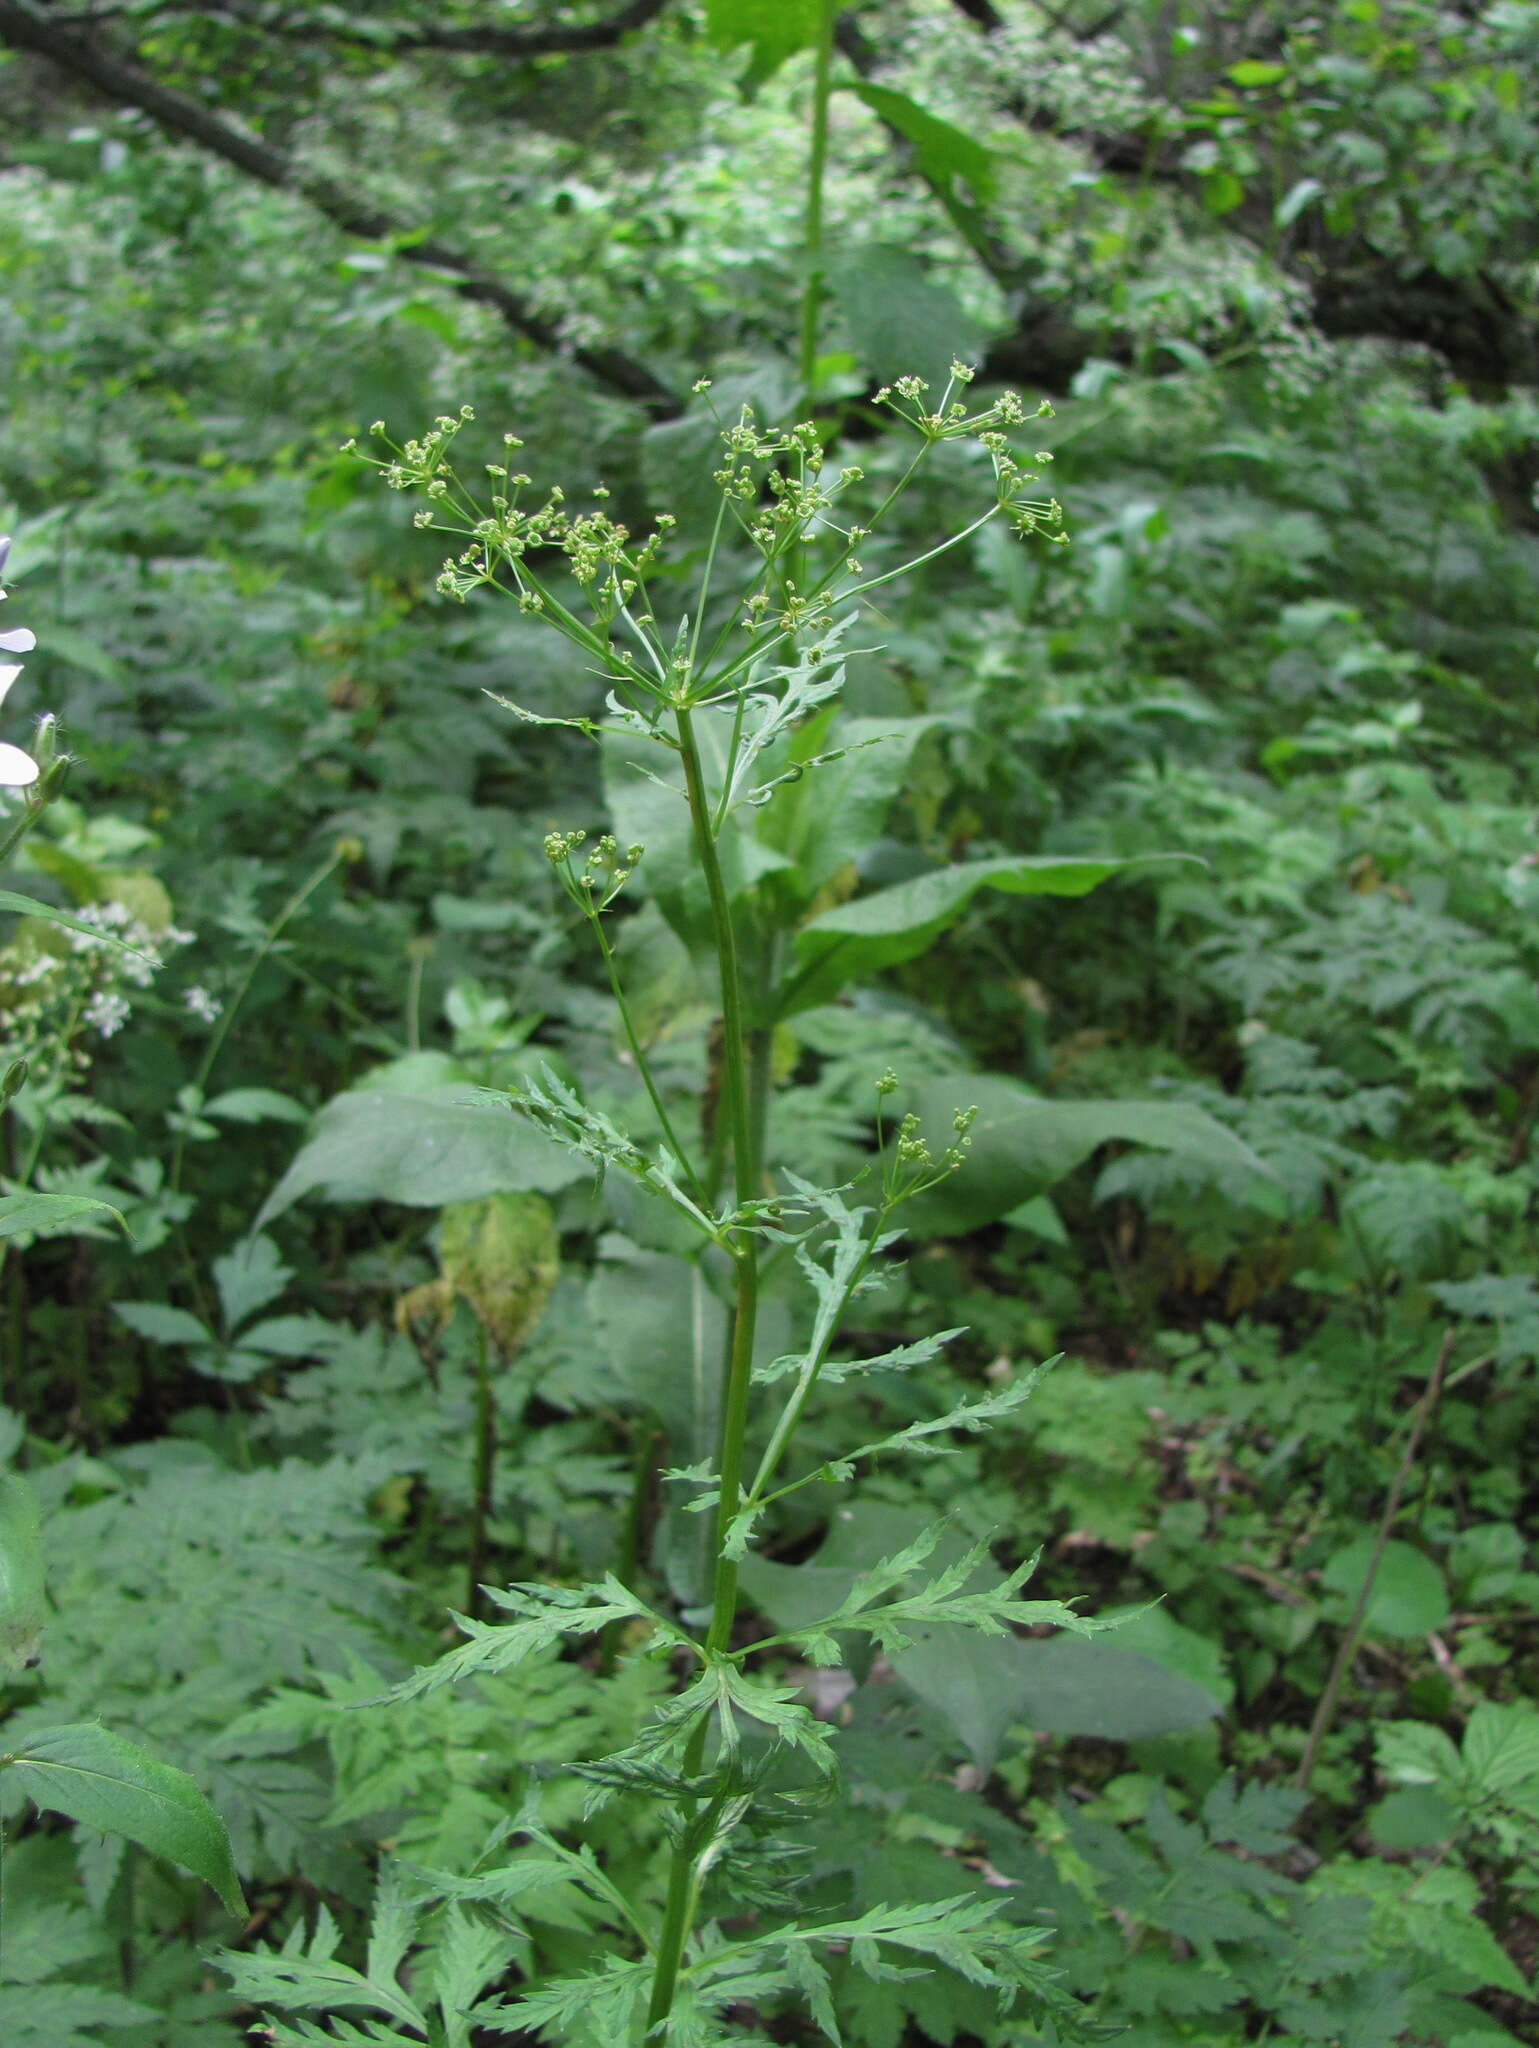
[1294,1331,1455,1793]
[51,0,671,59]
[0,0,680,415]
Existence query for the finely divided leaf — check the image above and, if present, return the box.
[382,1577,673,1704]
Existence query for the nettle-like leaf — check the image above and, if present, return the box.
[4,1722,244,1914]
[381,1577,680,1705]
[1201,1776,1307,1857]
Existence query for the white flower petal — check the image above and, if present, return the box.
[0,628,34,654]
[0,742,39,786]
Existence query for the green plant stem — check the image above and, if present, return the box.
[168,846,342,1198]
[796,0,837,414]
[588,907,706,1205]
[599,1422,660,1676]
[674,710,753,1210]
[704,1246,759,1656]
[1295,1329,1453,1792]
[644,708,764,2039]
[0,794,48,869]
[467,1321,497,1620]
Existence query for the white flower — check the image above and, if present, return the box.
[183,985,222,1023]
[83,990,131,1038]
[0,537,39,788]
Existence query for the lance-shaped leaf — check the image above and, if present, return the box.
[0,1191,128,1241]
[850,84,1000,206]
[0,890,157,952]
[0,1469,45,1673]
[782,854,1185,1015]
[4,1722,244,1914]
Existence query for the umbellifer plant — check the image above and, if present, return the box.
[220,374,1155,2045]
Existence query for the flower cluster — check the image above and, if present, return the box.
[1,900,192,1071]
[0,535,40,790]
[544,830,644,916]
[348,410,676,632]
[349,363,1066,723]
[874,366,1067,543]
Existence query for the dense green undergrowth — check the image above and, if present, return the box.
[3,3,1539,2044]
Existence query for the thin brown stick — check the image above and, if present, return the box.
[51,0,671,60]
[1294,1330,1455,1793]
[0,0,679,415]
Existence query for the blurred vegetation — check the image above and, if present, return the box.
[1,2,1539,2043]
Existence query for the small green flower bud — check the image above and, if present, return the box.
[1,1057,29,1106]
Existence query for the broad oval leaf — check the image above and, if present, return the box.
[4,1722,244,1914]
[898,1075,1276,1236]
[824,244,980,395]
[0,1470,45,1674]
[256,1087,586,1229]
[1321,1537,1450,1639]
